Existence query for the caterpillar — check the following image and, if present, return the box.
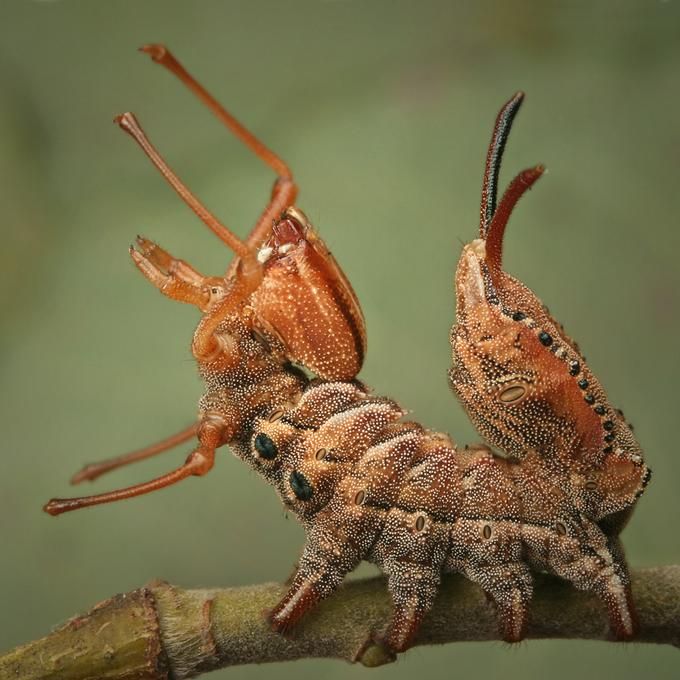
[43,46,649,658]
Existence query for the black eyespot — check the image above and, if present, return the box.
[584,394,595,405]
[254,433,278,460]
[569,360,581,376]
[538,331,553,346]
[603,446,613,454]
[512,311,526,322]
[603,420,615,431]
[290,471,313,501]
[604,433,615,443]
[577,378,589,390]
[594,405,606,416]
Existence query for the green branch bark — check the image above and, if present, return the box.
[1,566,678,679]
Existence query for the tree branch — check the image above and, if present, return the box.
[1,566,678,679]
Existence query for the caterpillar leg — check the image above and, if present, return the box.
[370,510,449,654]
[526,517,636,640]
[597,533,637,639]
[268,527,363,634]
[116,101,298,365]
[464,561,533,642]
[447,518,530,642]
[380,560,442,652]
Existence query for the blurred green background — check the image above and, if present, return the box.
[1,1,678,678]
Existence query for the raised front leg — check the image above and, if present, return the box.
[116,112,265,364]
[139,44,298,253]
[130,236,225,311]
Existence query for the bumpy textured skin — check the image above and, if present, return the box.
[451,251,649,522]
[203,96,650,651]
[158,152,649,653]
[50,75,650,657]
[196,302,647,653]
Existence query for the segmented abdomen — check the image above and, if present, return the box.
[233,377,639,642]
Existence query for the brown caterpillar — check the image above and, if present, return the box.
[43,47,649,657]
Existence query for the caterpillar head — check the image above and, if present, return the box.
[450,94,648,512]
[250,207,366,382]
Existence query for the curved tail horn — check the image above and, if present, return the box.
[479,92,524,238]
[485,165,544,275]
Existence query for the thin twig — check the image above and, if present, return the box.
[1,566,678,679]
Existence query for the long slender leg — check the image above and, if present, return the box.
[241,175,297,252]
[116,112,254,261]
[191,179,297,362]
[70,423,198,484]
[139,44,298,248]
[116,113,295,362]
[43,416,226,516]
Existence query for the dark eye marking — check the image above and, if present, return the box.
[538,331,553,347]
[290,471,313,501]
[254,433,278,460]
